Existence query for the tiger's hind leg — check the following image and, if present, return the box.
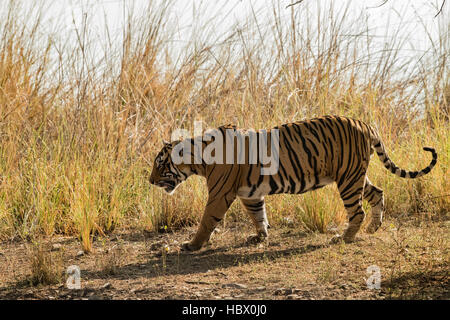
[363,178,384,234]
[331,171,367,244]
[240,197,269,244]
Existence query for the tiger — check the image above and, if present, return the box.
[149,115,437,251]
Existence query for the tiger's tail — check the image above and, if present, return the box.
[371,136,437,179]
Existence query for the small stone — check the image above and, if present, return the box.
[287,294,298,300]
[282,217,294,226]
[222,283,247,289]
[255,286,266,291]
[76,250,84,257]
[274,288,286,295]
[51,244,62,251]
[102,282,111,289]
[285,288,295,295]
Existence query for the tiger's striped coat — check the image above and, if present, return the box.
[149,115,437,251]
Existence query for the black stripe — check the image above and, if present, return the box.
[295,125,314,169]
[288,176,296,193]
[335,117,349,144]
[269,175,279,194]
[249,173,265,198]
[306,121,321,142]
[321,118,337,142]
[339,170,366,197]
[344,198,361,208]
[328,137,334,168]
[400,169,406,178]
[245,201,265,209]
[349,211,364,222]
[373,198,383,207]
[337,126,356,189]
[282,127,305,192]
[308,138,319,156]
[343,188,364,201]
[284,125,294,140]
[280,129,303,182]
[246,163,253,187]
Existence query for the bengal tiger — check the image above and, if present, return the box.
[149,115,437,251]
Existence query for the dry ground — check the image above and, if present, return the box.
[0,215,448,300]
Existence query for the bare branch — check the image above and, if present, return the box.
[435,0,446,17]
[286,0,304,9]
[367,0,389,9]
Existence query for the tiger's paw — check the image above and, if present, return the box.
[246,232,267,245]
[180,241,202,252]
[330,234,355,244]
[330,234,344,244]
[366,223,381,234]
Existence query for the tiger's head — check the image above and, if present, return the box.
[149,141,191,195]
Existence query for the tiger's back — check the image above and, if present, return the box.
[236,116,375,199]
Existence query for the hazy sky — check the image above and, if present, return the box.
[35,0,447,49]
[7,0,447,80]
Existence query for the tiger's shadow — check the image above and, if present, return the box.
[83,242,325,281]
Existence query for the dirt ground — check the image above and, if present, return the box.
[0,216,448,300]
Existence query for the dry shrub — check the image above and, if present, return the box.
[27,241,63,286]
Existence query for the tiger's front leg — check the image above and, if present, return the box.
[181,192,236,252]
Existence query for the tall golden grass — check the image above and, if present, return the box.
[0,1,448,251]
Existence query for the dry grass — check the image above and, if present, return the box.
[0,0,448,255]
[27,241,63,286]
